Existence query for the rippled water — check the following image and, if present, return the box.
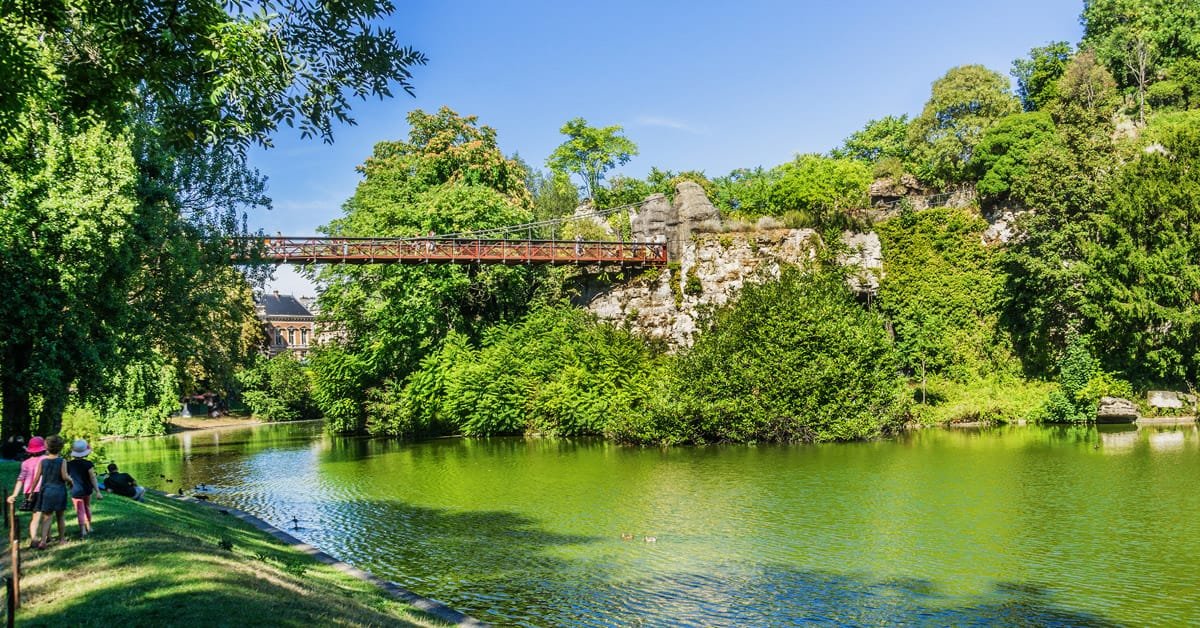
[104,422,1200,626]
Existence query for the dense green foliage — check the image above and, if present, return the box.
[877,206,1010,381]
[906,65,1022,184]
[769,155,872,229]
[1011,42,1074,111]
[671,267,907,442]
[375,307,664,439]
[0,1,424,438]
[238,353,318,422]
[547,118,639,200]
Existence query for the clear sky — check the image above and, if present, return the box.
[251,0,1085,294]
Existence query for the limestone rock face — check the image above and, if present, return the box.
[1096,397,1139,423]
[839,231,883,294]
[669,181,721,259]
[631,193,673,242]
[586,229,819,348]
[1147,390,1197,410]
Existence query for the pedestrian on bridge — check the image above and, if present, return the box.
[575,233,583,257]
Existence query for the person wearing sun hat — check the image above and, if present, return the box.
[67,438,103,539]
[7,436,47,546]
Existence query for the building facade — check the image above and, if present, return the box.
[256,292,316,358]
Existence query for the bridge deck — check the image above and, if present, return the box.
[240,237,668,266]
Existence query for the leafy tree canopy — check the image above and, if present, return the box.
[546,118,638,202]
[830,115,911,163]
[1011,42,1074,111]
[768,154,871,229]
[973,111,1058,202]
[907,65,1021,185]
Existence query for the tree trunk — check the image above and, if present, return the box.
[0,345,33,439]
[921,358,927,405]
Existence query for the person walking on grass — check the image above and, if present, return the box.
[7,436,46,547]
[67,439,103,539]
[28,435,71,549]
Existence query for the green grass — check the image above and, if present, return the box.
[0,462,448,627]
[909,374,1054,425]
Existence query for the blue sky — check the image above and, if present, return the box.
[252,0,1084,294]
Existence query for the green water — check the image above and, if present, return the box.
[104,422,1200,626]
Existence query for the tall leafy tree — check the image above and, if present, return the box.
[1011,42,1074,111]
[1000,52,1120,376]
[831,115,911,163]
[312,108,537,432]
[546,118,638,202]
[0,0,426,437]
[1082,0,1200,122]
[907,65,1021,185]
[768,154,871,229]
[1083,112,1200,386]
[972,111,1058,203]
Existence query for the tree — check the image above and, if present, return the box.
[546,118,638,201]
[1082,0,1200,122]
[673,266,907,443]
[907,65,1021,184]
[972,111,1058,203]
[1011,42,1074,111]
[1082,112,1200,386]
[711,167,780,217]
[0,0,427,149]
[831,115,911,162]
[768,154,871,229]
[0,1,426,438]
[877,206,1009,382]
[313,109,538,432]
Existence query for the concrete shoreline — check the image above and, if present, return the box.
[159,490,488,626]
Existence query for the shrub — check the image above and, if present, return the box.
[670,265,908,443]
[237,353,317,421]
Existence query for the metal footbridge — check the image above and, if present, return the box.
[237,200,667,267]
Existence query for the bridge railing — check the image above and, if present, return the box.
[235,237,669,266]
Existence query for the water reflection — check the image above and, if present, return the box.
[102,422,1200,626]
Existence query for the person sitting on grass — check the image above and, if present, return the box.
[67,439,103,539]
[104,463,145,502]
[28,434,70,549]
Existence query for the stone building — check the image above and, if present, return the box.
[256,292,316,358]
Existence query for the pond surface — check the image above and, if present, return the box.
[104,422,1200,626]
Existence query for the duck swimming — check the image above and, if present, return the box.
[621,533,634,541]
[644,536,657,543]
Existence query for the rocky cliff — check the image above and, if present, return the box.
[587,228,821,347]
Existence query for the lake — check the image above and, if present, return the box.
[103,421,1200,626]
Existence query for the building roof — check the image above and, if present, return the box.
[258,293,314,318]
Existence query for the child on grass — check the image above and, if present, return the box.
[6,436,46,547]
[67,438,103,539]
[28,435,71,549]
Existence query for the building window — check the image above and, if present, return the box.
[301,328,308,346]
[288,328,295,345]
[275,328,283,346]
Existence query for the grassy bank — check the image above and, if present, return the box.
[908,375,1055,425]
[0,462,446,627]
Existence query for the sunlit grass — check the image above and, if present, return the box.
[0,462,448,627]
[909,375,1054,425]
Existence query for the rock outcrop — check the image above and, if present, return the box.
[839,231,882,294]
[667,181,720,259]
[1096,397,1139,423]
[1146,390,1197,410]
[631,193,671,242]
[587,229,820,347]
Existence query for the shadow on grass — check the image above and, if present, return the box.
[10,495,452,627]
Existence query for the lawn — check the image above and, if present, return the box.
[0,461,449,627]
